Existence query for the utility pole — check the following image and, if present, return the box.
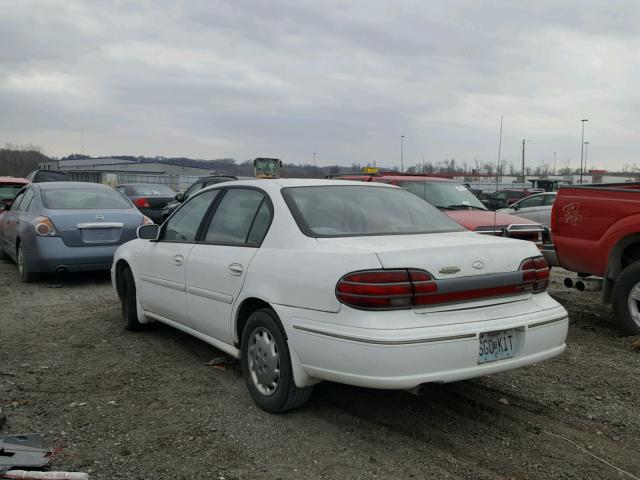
[579,119,588,183]
[553,151,557,175]
[521,139,526,183]
[313,152,317,178]
[400,135,405,173]
[584,142,589,178]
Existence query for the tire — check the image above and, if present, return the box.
[611,262,640,335]
[17,244,36,282]
[240,308,313,413]
[0,240,8,261]
[119,267,148,331]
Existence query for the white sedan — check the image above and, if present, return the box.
[111,179,568,412]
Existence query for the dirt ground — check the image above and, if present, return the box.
[1,259,639,480]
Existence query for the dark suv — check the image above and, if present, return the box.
[159,175,237,223]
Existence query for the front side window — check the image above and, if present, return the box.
[42,188,133,209]
[161,190,218,242]
[204,189,269,245]
[283,185,463,237]
[543,194,557,206]
[517,195,545,209]
[129,184,175,196]
[183,182,204,200]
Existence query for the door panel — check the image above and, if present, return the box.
[186,188,271,343]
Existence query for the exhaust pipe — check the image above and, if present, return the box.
[575,278,603,292]
[564,278,574,288]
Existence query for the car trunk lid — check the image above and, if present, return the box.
[46,209,142,247]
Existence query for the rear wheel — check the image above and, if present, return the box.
[240,308,313,413]
[119,267,148,331]
[17,244,36,282]
[0,240,8,261]
[611,262,640,335]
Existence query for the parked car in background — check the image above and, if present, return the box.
[0,182,152,282]
[116,183,176,224]
[112,179,568,412]
[160,175,237,223]
[547,183,640,334]
[333,174,549,248]
[0,177,30,212]
[25,169,70,183]
[498,192,557,226]
[481,189,542,210]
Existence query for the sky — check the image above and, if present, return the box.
[1,0,639,171]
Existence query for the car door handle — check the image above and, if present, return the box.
[173,254,184,266]
[228,263,244,276]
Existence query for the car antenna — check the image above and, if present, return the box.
[494,115,503,233]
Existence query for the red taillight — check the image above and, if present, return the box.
[336,260,549,311]
[519,256,550,293]
[134,198,151,208]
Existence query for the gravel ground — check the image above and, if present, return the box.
[1,260,639,480]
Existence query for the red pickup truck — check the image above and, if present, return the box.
[546,183,640,334]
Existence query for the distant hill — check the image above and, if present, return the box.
[0,147,51,177]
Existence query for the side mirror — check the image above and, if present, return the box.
[175,192,185,202]
[137,224,160,240]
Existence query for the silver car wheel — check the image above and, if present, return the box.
[247,327,280,396]
[627,281,640,328]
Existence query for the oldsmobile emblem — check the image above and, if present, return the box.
[439,266,461,275]
[472,261,485,270]
[96,214,105,222]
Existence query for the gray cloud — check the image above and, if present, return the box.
[0,0,638,170]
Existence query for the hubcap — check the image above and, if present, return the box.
[247,327,280,396]
[627,282,640,327]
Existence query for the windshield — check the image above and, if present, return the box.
[130,184,175,196]
[0,184,25,202]
[43,187,133,209]
[282,185,463,237]
[396,181,487,210]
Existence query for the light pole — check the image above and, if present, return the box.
[313,152,317,178]
[584,142,589,178]
[400,135,405,173]
[580,119,588,183]
[553,152,557,175]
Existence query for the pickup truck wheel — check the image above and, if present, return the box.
[240,308,313,413]
[611,263,640,335]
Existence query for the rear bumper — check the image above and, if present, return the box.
[272,297,569,390]
[542,245,560,267]
[26,236,119,273]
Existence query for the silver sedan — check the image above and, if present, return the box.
[0,182,150,281]
[497,192,557,226]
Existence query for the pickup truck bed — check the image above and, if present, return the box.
[548,182,640,334]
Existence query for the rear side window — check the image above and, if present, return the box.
[204,189,269,245]
[18,190,35,212]
[42,188,133,209]
[543,195,557,206]
[518,195,545,208]
[10,193,25,211]
[129,184,175,196]
[283,185,463,237]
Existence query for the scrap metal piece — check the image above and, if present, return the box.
[0,434,53,469]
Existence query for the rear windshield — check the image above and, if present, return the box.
[396,181,487,210]
[282,185,463,237]
[42,188,133,209]
[129,184,175,196]
[30,171,69,182]
[0,185,25,202]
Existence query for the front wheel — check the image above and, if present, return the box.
[240,308,313,413]
[119,267,148,331]
[611,262,640,335]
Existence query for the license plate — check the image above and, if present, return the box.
[478,329,516,364]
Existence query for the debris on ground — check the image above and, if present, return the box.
[498,398,510,405]
[630,338,640,351]
[0,434,89,479]
[203,355,237,370]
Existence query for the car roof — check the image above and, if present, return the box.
[201,178,395,192]
[372,175,454,183]
[36,181,113,190]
